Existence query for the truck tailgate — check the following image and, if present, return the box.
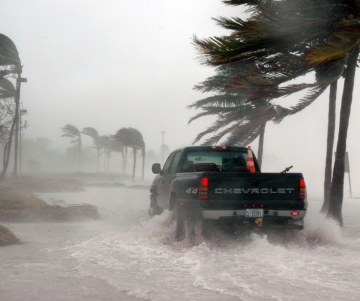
[206,172,304,210]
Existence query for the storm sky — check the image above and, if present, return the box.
[2,1,360,194]
[2,1,241,150]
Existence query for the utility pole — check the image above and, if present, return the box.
[160,131,166,164]
[19,107,27,175]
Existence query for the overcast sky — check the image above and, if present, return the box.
[2,0,360,194]
[2,0,242,150]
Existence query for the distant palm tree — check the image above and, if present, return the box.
[61,124,82,171]
[113,128,132,174]
[98,135,111,172]
[108,138,124,173]
[82,127,101,171]
[128,128,146,181]
[113,127,145,181]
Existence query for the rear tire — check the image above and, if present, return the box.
[174,203,185,241]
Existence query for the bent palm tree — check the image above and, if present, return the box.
[61,124,82,171]
[113,127,145,181]
[128,128,146,181]
[108,138,125,173]
[82,127,101,171]
[0,34,22,180]
[0,78,16,180]
[193,0,359,224]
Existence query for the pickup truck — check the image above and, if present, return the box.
[149,146,307,240]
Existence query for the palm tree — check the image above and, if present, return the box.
[189,95,279,167]
[108,138,125,173]
[190,63,316,168]
[0,78,16,180]
[61,124,82,171]
[193,0,360,225]
[128,128,146,181]
[0,34,22,180]
[98,135,111,172]
[113,127,145,181]
[113,128,132,174]
[321,81,337,213]
[327,46,359,225]
[82,127,101,171]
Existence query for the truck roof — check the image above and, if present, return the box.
[173,146,249,152]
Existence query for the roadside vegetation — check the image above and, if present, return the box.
[61,125,146,181]
[0,225,20,246]
[0,188,100,223]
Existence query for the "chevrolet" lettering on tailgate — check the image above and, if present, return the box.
[214,188,294,194]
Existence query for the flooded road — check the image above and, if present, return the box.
[1,187,360,301]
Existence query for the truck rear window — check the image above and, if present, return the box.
[181,150,249,172]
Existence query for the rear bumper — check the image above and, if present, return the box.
[203,209,306,222]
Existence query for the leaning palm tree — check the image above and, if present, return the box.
[193,0,359,225]
[113,127,145,181]
[190,62,317,168]
[61,124,82,171]
[190,97,291,167]
[108,138,125,173]
[98,135,111,172]
[82,127,101,171]
[128,127,146,181]
[0,34,22,180]
[0,78,16,180]
[113,128,133,174]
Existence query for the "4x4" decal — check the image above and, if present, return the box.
[186,187,198,194]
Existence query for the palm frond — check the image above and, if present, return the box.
[82,127,99,140]
[61,124,81,143]
[0,78,16,99]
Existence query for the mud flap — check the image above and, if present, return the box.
[255,218,263,227]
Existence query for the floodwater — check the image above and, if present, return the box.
[1,187,360,301]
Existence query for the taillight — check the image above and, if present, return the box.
[199,177,209,199]
[210,146,227,149]
[299,178,306,200]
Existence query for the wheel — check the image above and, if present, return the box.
[148,194,161,217]
[174,203,185,241]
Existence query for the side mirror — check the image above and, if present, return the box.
[152,163,162,174]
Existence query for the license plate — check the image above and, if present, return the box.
[245,209,264,218]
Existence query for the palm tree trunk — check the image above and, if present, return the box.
[2,143,9,169]
[327,46,359,226]
[132,148,137,182]
[78,140,82,171]
[103,148,106,171]
[141,148,145,181]
[107,150,111,173]
[124,147,128,173]
[321,81,337,213]
[257,123,266,169]
[121,147,125,173]
[0,117,16,180]
[97,148,100,172]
